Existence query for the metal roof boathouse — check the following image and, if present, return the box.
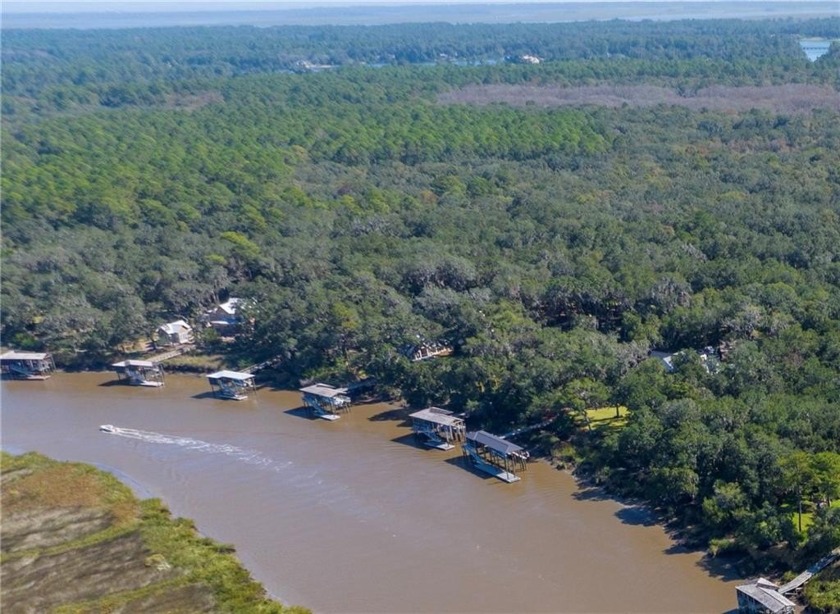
[0,351,55,380]
[736,578,795,614]
[735,547,840,613]
[462,430,529,483]
[112,360,165,387]
[409,407,466,450]
[207,370,256,400]
[300,383,351,420]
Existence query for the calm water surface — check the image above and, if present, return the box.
[2,372,738,613]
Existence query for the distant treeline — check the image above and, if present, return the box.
[3,17,839,116]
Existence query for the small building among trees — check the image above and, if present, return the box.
[400,339,453,362]
[203,298,247,334]
[156,320,193,346]
[650,346,721,374]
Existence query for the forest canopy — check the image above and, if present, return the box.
[2,17,840,583]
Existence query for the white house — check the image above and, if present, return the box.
[156,320,193,346]
[650,347,721,374]
[204,298,249,333]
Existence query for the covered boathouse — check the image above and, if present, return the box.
[111,360,165,387]
[300,383,351,420]
[0,351,55,380]
[462,430,529,483]
[207,370,256,400]
[736,578,795,614]
[409,407,466,450]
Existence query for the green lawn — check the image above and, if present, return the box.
[582,406,629,430]
[788,500,840,534]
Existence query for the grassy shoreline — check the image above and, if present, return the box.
[1,451,309,614]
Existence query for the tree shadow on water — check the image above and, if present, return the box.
[98,379,126,387]
[571,480,746,587]
[615,505,658,527]
[572,485,613,502]
[390,433,427,449]
[444,455,495,480]
[283,407,317,420]
[695,552,746,582]
[368,408,409,425]
[191,391,221,400]
[574,485,660,527]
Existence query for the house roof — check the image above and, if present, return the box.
[209,320,236,327]
[467,430,525,456]
[736,579,796,613]
[158,320,192,334]
[410,407,464,427]
[207,370,254,382]
[300,383,350,398]
[217,298,243,315]
[1,351,49,361]
[650,350,676,371]
[112,360,156,368]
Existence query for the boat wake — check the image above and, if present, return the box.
[101,425,273,467]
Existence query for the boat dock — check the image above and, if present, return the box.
[409,407,466,450]
[736,547,840,613]
[112,360,165,387]
[0,351,55,380]
[736,578,795,614]
[207,370,256,400]
[462,430,529,483]
[300,383,352,420]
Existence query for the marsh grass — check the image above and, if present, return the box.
[1,452,309,613]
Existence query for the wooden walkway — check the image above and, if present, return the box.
[779,547,840,594]
[501,416,557,440]
[144,344,195,363]
[241,356,282,374]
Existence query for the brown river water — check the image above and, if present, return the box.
[2,372,739,613]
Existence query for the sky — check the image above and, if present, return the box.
[3,0,806,12]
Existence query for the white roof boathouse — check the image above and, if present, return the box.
[462,430,529,483]
[409,407,466,450]
[112,360,165,387]
[207,370,256,400]
[300,383,351,421]
[0,351,55,380]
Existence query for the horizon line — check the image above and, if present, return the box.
[6,0,837,14]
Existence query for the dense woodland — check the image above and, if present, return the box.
[3,17,840,597]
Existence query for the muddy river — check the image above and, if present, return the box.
[2,372,738,612]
